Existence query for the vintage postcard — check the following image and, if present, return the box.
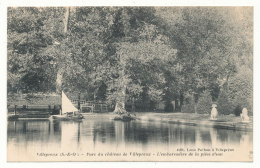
[6,6,253,162]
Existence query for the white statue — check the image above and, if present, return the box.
[210,104,218,120]
[240,108,250,123]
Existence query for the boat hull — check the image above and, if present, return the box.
[8,115,19,121]
[49,114,84,121]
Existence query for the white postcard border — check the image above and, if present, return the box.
[1,0,260,168]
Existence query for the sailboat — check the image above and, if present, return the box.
[49,91,84,121]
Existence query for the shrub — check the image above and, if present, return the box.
[181,93,195,113]
[181,91,212,114]
[217,90,233,115]
[228,67,253,116]
[181,103,195,113]
[196,91,212,114]
[234,105,242,116]
[165,101,174,112]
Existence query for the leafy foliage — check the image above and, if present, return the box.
[217,90,233,115]
[182,103,196,114]
[234,105,242,117]
[228,67,253,115]
[196,91,212,114]
[7,7,253,114]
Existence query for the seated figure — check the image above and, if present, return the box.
[240,108,250,123]
[210,104,218,120]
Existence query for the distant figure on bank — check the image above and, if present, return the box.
[240,108,250,123]
[210,104,218,120]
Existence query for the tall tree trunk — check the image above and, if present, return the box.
[131,98,135,112]
[56,67,63,93]
[64,7,70,33]
[193,93,199,114]
[113,83,127,114]
[56,7,70,94]
[224,74,230,91]
[194,103,198,114]
[78,93,81,110]
[174,98,179,112]
[113,48,128,114]
[180,91,184,112]
[113,69,127,114]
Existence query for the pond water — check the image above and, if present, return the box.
[7,114,253,161]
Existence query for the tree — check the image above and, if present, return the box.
[7,7,54,93]
[100,8,177,113]
[67,7,177,113]
[217,90,233,115]
[109,40,176,113]
[157,7,253,113]
[7,7,253,115]
[228,66,253,115]
[196,91,212,114]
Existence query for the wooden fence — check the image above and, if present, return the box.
[8,101,109,115]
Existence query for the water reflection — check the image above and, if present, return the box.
[7,117,253,154]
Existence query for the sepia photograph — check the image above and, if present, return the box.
[6,6,253,162]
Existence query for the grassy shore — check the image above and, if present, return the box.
[82,112,253,131]
[136,112,253,131]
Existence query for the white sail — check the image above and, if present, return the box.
[62,91,78,114]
